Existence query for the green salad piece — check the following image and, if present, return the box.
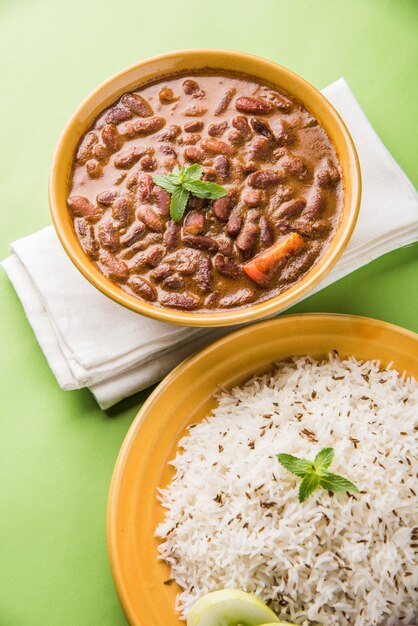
[277,447,359,503]
[187,589,286,626]
[153,164,227,222]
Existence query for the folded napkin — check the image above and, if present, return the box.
[2,78,418,409]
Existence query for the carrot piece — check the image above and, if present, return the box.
[243,232,305,286]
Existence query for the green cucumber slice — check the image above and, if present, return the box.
[187,589,281,626]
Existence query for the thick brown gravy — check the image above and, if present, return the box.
[68,70,343,312]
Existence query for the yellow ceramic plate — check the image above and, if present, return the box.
[107,314,418,625]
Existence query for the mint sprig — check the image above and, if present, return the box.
[277,447,359,503]
[153,164,227,222]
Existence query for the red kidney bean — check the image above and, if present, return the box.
[159,124,181,141]
[281,155,310,181]
[114,147,145,169]
[187,195,206,212]
[175,248,200,275]
[317,161,340,187]
[184,106,207,117]
[126,172,138,190]
[208,121,228,137]
[214,88,236,115]
[143,245,165,267]
[86,159,102,179]
[106,107,132,125]
[160,293,199,310]
[204,291,220,307]
[97,190,117,205]
[140,155,157,171]
[138,206,164,232]
[159,87,178,104]
[100,251,129,282]
[92,143,109,161]
[212,194,233,222]
[184,120,204,133]
[274,120,295,146]
[151,264,173,282]
[213,155,230,181]
[250,136,272,160]
[76,132,98,164]
[112,197,132,227]
[120,235,160,259]
[216,237,234,257]
[248,170,281,188]
[227,129,245,146]
[182,79,201,95]
[243,189,263,207]
[183,234,219,252]
[121,93,153,117]
[219,289,254,308]
[303,189,325,219]
[247,208,261,222]
[102,124,123,152]
[235,97,274,115]
[181,133,201,145]
[76,219,99,259]
[212,187,237,222]
[259,216,274,247]
[153,186,171,216]
[236,222,259,255]
[159,144,177,157]
[280,245,320,283]
[184,147,205,163]
[195,255,213,292]
[67,196,101,220]
[202,167,217,181]
[132,117,166,136]
[162,273,184,289]
[226,205,243,237]
[183,210,205,235]
[98,220,119,252]
[127,276,157,301]
[231,115,251,137]
[163,220,180,249]
[201,137,234,155]
[120,222,146,247]
[277,198,306,218]
[214,254,241,278]
[250,117,273,138]
[138,173,153,201]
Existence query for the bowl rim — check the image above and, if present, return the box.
[49,48,361,327]
[107,312,418,626]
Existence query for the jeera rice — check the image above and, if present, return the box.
[156,354,418,625]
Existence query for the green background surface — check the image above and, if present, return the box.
[0,1,417,624]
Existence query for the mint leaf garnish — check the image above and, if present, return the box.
[277,447,359,503]
[298,472,320,503]
[153,164,227,222]
[170,185,190,223]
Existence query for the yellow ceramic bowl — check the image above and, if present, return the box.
[107,314,418,626]
[50,50,361,327]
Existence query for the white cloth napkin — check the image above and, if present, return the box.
[2,78,418,409]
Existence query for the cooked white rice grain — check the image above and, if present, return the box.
[156,355,418,625]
